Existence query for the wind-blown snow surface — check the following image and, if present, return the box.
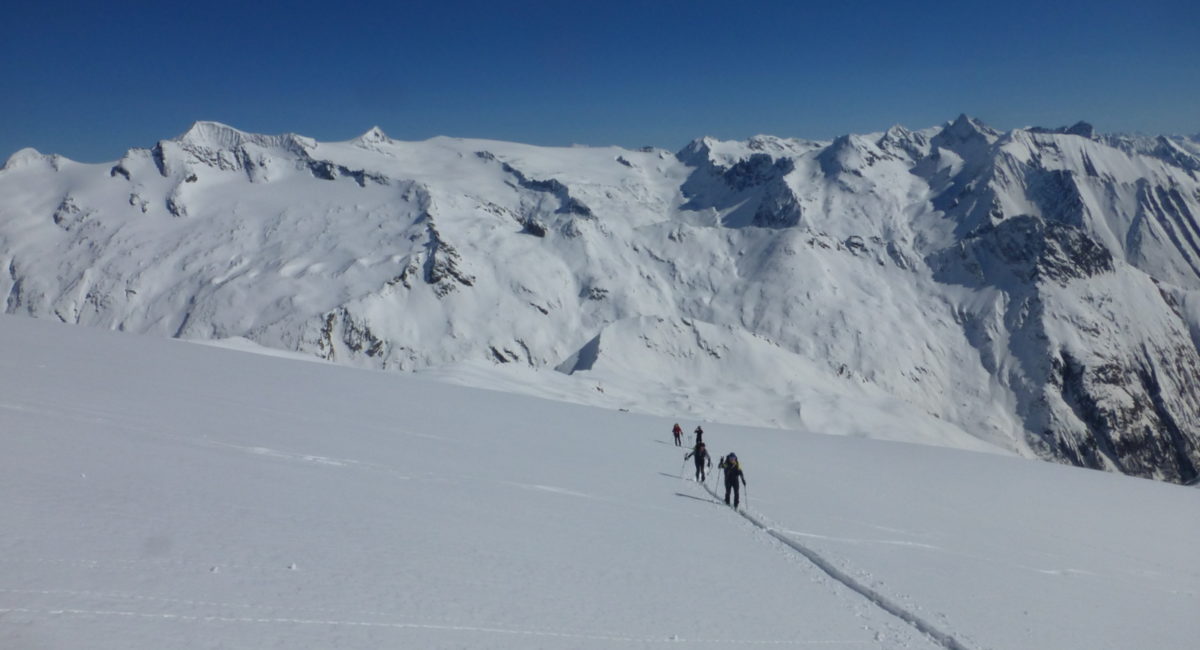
[2,118,1200,482]
[1,316,1196,649]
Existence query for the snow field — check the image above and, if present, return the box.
[1,315,1196,649]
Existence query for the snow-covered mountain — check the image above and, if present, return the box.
[2,115,1199,483]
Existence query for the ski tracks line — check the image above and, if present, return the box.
[696,482,980,650]
[0,607,867,646]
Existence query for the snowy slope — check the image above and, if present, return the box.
[2,117,1199,482]
[0,315,1196,649]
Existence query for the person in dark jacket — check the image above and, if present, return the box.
[672,423,683,447]
[693,425,704,445]
[684,442,711,482]
[720,452,746,508]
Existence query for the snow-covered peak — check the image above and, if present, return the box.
[1096,132,1200,173]
[1026,121,1096,139]
[173,120,315,157]
[817,133,891,175]
[353,125,391,146]
[1064,121,1095,138]
[1153,135,1200,171]
[175,120,251,149]
[876,124,932,160]
[2,147,55,171]
[876,125,916,149]
[933,113,1000,150]
[675,135,816,172]
[675,135,723,166]
[746,134,822,156]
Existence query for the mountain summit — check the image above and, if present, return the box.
[2,117,1199,482]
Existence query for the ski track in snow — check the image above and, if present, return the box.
[207,441,376,470]
[0,605,870,646]
[502,481,597,500]
[690,480,979,650]
[777,530,944,551]
[0,558,279,579]
[773,529,1100,577]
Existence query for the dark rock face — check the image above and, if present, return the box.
[932,216,1114,287]
[306,160,388,187]
[752,179,803,228]
[1029,122,1096,139]
[999,216,1114,284]
[1050,348,1200,484]
[422,220,475,297]
[318,308,386,359]
[722,154,794,191]
[1137,183,1200,277]
[932,213,1199,482]
[521,218,547,237]
[497,160,593,217]
[677,147,802,229]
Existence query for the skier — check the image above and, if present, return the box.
[720,452,746,508]
[672,423,683,447]
[693,425,704,445]
[684,442,711,482]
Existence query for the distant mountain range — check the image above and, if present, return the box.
[2,115,1198,483]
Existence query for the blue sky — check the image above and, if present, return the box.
[2,0,1197,162]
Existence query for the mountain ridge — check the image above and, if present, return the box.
[2,115,1199,482]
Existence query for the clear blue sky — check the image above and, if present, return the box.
[3,0,1197,162]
